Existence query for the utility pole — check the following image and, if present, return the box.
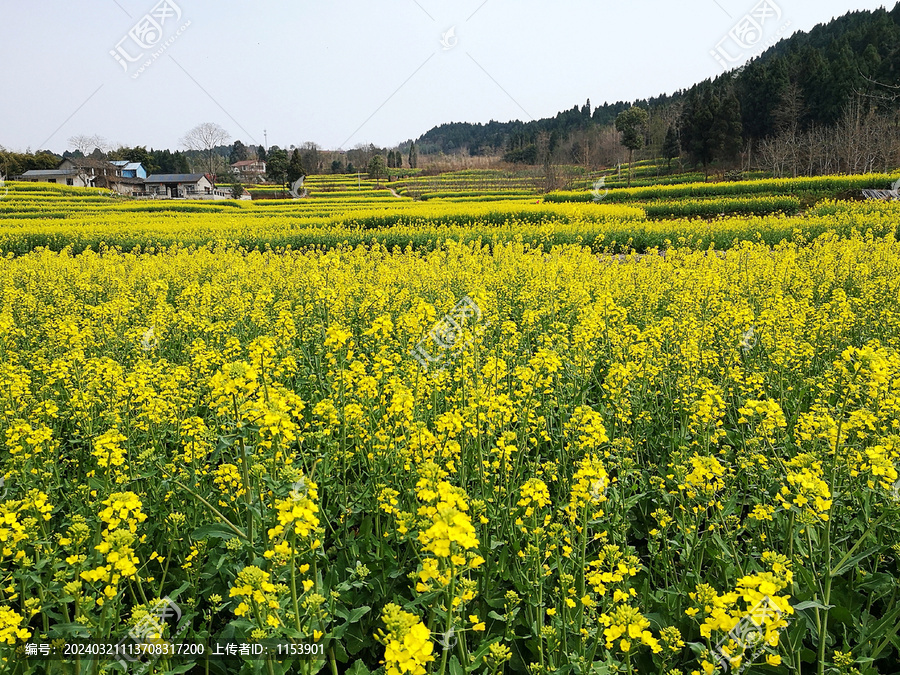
[263,129,268,152]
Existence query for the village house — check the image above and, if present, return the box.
[110,161,148,179]
[18,159,243,199]
[18,168,84,186]
[142,173,214,198]
[19,158,148,194]
[231,159,266,182]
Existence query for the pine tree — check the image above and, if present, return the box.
[663,125,680,173]
[368,155,387,183]
[287,149,305,183]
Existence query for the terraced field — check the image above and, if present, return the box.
[2,173,900,675]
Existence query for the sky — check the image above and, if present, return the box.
[0,0,894,154]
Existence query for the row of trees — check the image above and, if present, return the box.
[258,143,418,184]
[255,143,419,193]
[756,101,900,177]
[4,122,419,184]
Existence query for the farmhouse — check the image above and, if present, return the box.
[17,158,240,199]
[18,168,85,186]
[93,175,147,196]
[231,159,266,182]
[19,158,147,191]
[143,173,214,198]
[110,161,147,178]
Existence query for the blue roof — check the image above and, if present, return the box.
[111,161,144,170]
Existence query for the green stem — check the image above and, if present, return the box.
[438,566,457,675]
[172,480,248,540]
[238,436,255,544]
[290,531,302,633]
[328,646,339,675]
[829,510,889,576]
[817,383,855,675]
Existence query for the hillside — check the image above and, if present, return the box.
[415,3,900,168]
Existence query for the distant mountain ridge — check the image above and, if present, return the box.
[414,3,900,164]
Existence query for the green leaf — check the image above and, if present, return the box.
[830,546,880,577]
[449,655,465,675]
[793,600,833,611]
[469,638,500,668]
[191,523,238,540]
[335,605,371,624]
[487,610,506,622]
[47,622,92,638]
[345,661,371,675]
[216,435,234,452]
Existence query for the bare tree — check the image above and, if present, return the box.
[596,126,625,169]
[757,135,791,177]
[68,134,109,156]
[773,83,805,178]
[179,122,231,179]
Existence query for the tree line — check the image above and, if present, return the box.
[412,4,900,179]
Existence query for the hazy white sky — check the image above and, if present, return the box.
[0,0,892,153]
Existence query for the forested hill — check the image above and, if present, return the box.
[414,3,900,163]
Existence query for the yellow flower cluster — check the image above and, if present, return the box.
[266,475,321,557]
[681,454,726,502]
[738,399,787,444]
[229,565,281,628]
[586,545,641,597]
[687,552,793,666]
[376,603,434,675]
[417,481,479,559]
[566,454,609,523]
[80,492,147,599]
[91,427,128,471]
[0,606,30,645]
[518,478,551,518]
[97,492,147,533]
[565,405,610,452]
[776,454,833,523]
[599,603,662,654]
[0,502,27,561]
